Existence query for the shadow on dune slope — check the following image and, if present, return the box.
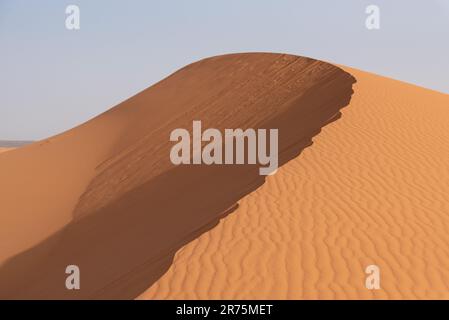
[0,53,355,299]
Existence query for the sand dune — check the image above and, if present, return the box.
[141,66,449,300]
[0,141,33,148]
[3,52,449,300]
[0,148,11,153]
[0,53,355,299]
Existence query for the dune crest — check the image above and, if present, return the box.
[141,66,449,300]
[0,53,355,299]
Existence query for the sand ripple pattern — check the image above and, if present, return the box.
[142,67,449,299]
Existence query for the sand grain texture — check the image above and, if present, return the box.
[141,67,449,300]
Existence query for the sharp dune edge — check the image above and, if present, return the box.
[1,53,449,300]
[141,66,449,300]
[0,53,355,299]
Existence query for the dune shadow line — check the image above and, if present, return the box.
[0,59,356,299]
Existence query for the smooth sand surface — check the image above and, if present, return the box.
[141,66,449,299]
[0,148,11,153]
[0,53,355,299]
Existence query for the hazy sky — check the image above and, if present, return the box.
[1,0,449,140]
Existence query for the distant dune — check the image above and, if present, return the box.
[3,53,448,300]
[141,66,449,300]
[0,148,11,153]
[0,141,33,148]
[0,53,355,299]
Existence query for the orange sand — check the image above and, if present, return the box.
[0,53,355,299]
[2,54,449,299]
[141,66,449,299]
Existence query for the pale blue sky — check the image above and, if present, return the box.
[1,0,448,140]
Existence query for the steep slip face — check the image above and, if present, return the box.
[142,67,449,300]
[0,53,355,299]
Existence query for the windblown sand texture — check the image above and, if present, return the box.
[141,66,449,300]
[0,53,355,299]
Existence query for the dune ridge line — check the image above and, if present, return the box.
[0,53,355,299]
